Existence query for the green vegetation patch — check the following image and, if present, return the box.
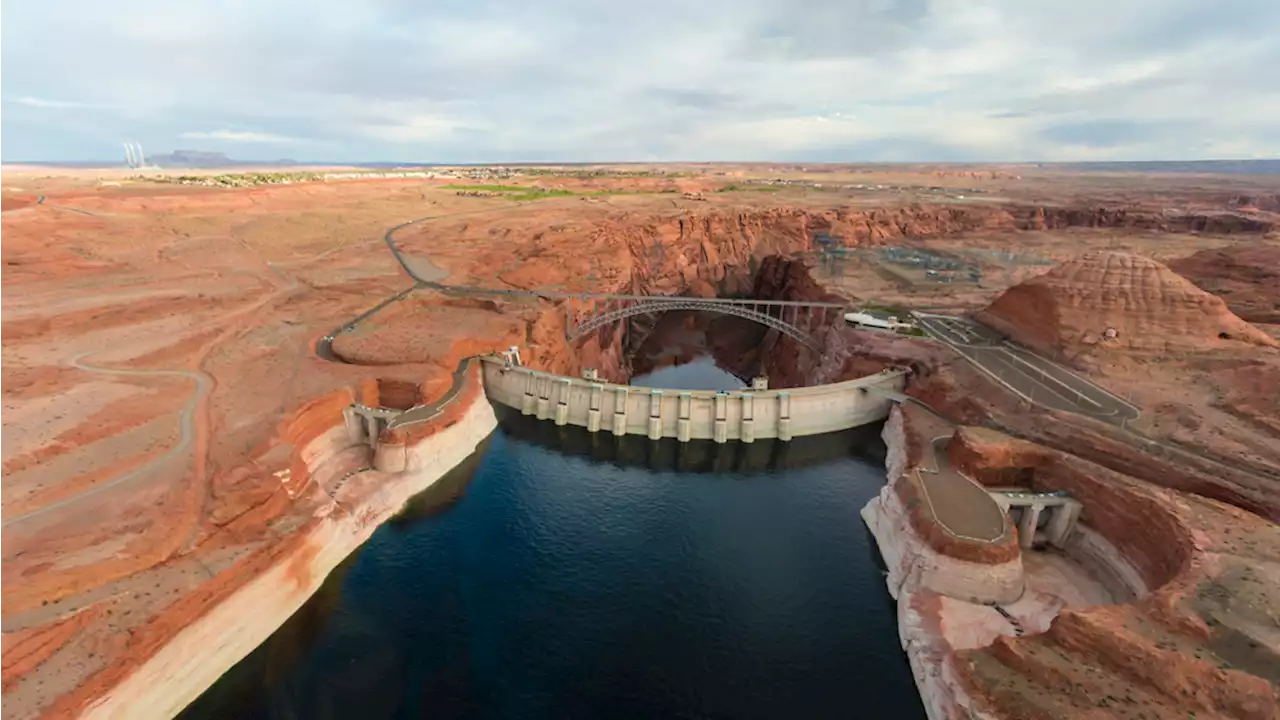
[446,184,661,202]
[716,184,782,193]
[510,189,576,200]
[859,302,913,317]
[441,184,530,192]
[135,171,325,187]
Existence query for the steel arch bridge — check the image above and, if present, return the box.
[563,296,847,351]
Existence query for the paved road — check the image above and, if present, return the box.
[917,314,1139,426]
[387,357,478,430]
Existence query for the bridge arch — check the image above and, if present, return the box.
[566,297,841,351]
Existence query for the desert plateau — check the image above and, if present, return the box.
[3,162,1279,719]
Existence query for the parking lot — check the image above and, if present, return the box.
[916,314,1139,425]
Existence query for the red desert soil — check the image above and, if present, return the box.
[1168,243,1280,325]
[2,165,1279,719]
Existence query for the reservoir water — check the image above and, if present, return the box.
[181,354,924,719]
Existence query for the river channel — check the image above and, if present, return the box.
[181,346,924,719]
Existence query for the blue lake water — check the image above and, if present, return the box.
[181,358,923,719]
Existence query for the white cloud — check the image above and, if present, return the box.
[179,129,303,143]
[7,96,107,109]
[2,0,1278,161]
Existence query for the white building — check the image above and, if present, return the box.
[844,311,914,333]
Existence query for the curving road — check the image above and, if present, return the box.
[387,357,478,430]
[4,218,297,527]
[319,205,551,359]
[2,354,212,527]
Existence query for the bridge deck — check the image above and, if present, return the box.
[551,293,847,306]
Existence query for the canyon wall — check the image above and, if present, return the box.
[904,421,1280,719]
[709,255,946,389]
[602,207,1274,275]
[867,402,1280,719]
[1168,244,1280,324]
[418,205,1273,388]
[947,425,1193,594]
[74,370,497,719]
[862,406,1013,720]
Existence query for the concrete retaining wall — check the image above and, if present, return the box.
[480,357,906,442]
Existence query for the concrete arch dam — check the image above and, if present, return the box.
[479,357,908,443]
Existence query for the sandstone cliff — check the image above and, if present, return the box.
[869,402,1280,720]
[1169,244,1280,325]
[977,251,1276,362]
[949,427,1280,720]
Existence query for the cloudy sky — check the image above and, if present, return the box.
[3,0,1278,162]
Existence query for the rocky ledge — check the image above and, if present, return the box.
[864,403,1280,720]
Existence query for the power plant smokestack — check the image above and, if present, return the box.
[123,142,150,169]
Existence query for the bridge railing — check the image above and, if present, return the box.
[562,295,848,351]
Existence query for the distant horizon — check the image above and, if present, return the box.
[5,158,1280,174]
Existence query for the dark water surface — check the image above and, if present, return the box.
[182,357,923,720]
[631,355,746,392]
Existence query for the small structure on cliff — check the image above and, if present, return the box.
[344,403,401,448]
[988,488,1082,549]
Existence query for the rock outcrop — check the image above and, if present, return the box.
[862,406,1024,606]
[1021,206,1274,234]
[1169,244,1280,325]
[977,251,1276,361]
[48,367,498,719]
[867,400,1280,720]
[951,431,1280,720]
